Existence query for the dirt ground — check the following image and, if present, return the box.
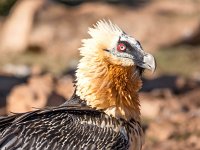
[0,0,200,149]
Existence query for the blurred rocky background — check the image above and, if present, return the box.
[0,0,200,149]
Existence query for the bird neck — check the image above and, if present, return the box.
[76,55,142,121]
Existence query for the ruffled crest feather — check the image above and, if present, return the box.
[88,20,123,39]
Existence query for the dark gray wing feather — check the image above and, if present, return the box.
[0,102,129,150]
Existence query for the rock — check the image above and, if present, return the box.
[0,0,198,65]
[30,65,43,76]
[142,75,181,93]
[188,135,200,149]
[55,75,75,99]
[175,23,200,46]
[142,75,200,94]
[24,0,200,58]
[7,74,53,114]
[169,112,187,124]
[140,93,161,119]
[28,74,53,96]
[2,64,31,77]
[146,121,174,142]
[0,75,27,115]
[0,0,46,52]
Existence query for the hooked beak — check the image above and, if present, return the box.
[136,52,156,73]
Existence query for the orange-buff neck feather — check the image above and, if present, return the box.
[76,21,142,121]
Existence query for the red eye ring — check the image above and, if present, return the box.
[117,43,126,52]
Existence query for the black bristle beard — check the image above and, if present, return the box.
[136,66,144,77]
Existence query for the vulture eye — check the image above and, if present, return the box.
[117,43,126,52]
